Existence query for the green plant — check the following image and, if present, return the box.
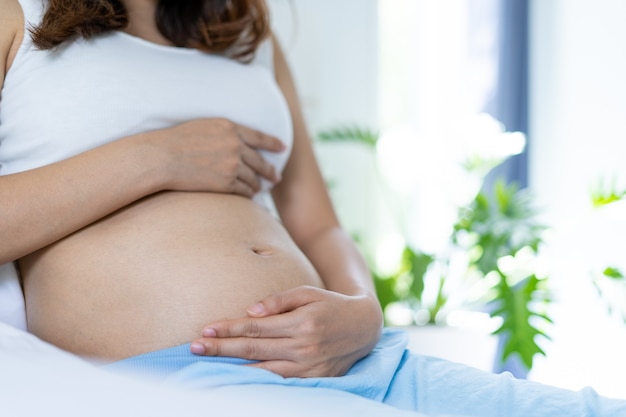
[376,181,552,370]
[317,126,380,148]
[316,124,552,372]
[455,181,552,368]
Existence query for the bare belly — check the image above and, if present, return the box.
[19,192,323,361]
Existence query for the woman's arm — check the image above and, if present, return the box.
[190,35,383,378]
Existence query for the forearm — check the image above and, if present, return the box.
[0,132,166,264]
[301,225,383,353]
[302,227,375,295]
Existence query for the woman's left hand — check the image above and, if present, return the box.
[189,285,383,378]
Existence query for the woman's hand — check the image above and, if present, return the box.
[189,286,383,378]
[151,118,285,197]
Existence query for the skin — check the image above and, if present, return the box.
[0,0,383,378]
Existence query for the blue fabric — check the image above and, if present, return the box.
[103,328,626,417]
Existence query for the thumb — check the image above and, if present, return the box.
[246,286,322,317]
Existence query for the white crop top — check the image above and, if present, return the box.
[0,0,294,330]
[0,0,293,205]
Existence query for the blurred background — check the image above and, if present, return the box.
[267,0,626,399]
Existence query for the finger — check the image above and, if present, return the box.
[236,159,261,192]
[240,145,278,184]
[203,313,297,339]
[247,285,324,317]
[237,125,286,152]
[192,336,298,362]
[229,178,255,198]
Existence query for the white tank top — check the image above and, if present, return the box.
[0,0,293,202]
[0,0,294,330]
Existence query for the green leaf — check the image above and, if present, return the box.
[603,267,625,280]
[316,126,380,148]
[491,273,551,370]
[594,266,626,323]
[373,273,398,315]
[590,177,626,207]
[404,247,434,302]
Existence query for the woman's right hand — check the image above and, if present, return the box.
[154,118,286,198]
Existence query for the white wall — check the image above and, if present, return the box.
[529,0,626,399]
[267,0,379,133]
[530,0,626,220]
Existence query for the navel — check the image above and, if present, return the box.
[250,246,274,256]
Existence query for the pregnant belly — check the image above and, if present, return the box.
[19,192,323,361]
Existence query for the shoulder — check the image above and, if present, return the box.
[0,0,23,21]
[0,0,24,46]
[0,0,25,80]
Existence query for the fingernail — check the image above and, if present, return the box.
[247,303,265,315]
[190,342,205,354]
[202,327,217,337]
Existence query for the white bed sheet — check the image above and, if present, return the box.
[0,322,428,417]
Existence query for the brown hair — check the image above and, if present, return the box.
[29,0,270,62]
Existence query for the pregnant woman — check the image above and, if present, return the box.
[0,0,382,377]
[1,1,625,416]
